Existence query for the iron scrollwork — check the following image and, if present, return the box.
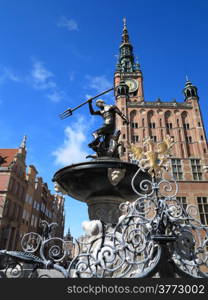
[0,165,208,278]
[66,165,208,278]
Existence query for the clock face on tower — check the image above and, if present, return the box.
[125,79,139,93]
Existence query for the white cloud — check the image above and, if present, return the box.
[86,75,112,92]
[58,17,79,31]
[47,90,65,103]
[52,117,89,166]
[30,60,66,102]
[31,61,56,90]
[69,71,75,82]
[0,67,21,84]
[4,68,21,82]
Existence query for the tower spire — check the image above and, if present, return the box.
[20,135,27,149]
[116,18,139,74]
[122,17,129,44]
[17,135,27,162]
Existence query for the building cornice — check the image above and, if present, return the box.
[127,101,193,109]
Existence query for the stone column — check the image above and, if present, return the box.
[86,196,124,224]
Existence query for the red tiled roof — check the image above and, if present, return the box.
[0,149,18,167]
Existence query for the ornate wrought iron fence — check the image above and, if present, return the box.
[0,166,208,278]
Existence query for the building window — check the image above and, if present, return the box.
[201,135,204,141]
[149,122,155,129]
[22,209,26,220]
[183,123,190,130]
[197,197,208,225]
[142,119,144,127]
[178,130,182,141]
[177,119,179,127]
[186,136,192,143]
[122,134,126,139]
[191,159,202,181]
[25,194,33,204]
[31,215,34,226]
[41,203,45,213]
[161,129,164,139]
[132,135,139,143]
[151,136,157,142]
[15,205,19,221]
[171,159,183,180]
[36,203,40,211]
[131,122,138,128]
[26,211,30,222]
[176,197,187,210]
[34,216,38,228]
[166,123,172,129]
[25,194,29,203]
[198,122,201,127]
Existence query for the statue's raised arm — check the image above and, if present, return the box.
[88,99,102,116]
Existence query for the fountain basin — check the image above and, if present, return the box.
[53,159,150,202]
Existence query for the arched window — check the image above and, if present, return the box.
[164,110,172,134]
[181,111,190,131]
[147,110,156,135]
[142,118,144,127]
[187,90,191,97]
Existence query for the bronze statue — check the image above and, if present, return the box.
[87,99,129,158]
[59,86,129,159]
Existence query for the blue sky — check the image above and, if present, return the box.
[0,0,208,238]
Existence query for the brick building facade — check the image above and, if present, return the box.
[0,137,65,250]
[115,20,208,225]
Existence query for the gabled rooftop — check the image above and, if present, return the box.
[0,149,18,167]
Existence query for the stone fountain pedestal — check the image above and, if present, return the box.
[53,158,150,224]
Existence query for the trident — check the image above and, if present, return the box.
[59,87,114,119]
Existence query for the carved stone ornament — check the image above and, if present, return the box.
[54,182,67,195]
[82,220,102,236]
[107,168,126,186]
